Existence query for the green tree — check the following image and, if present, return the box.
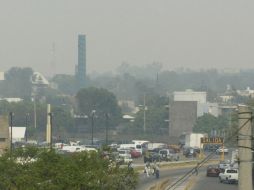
[193,113,228,135]
[0,67,33,99]
[0,147,138,190]
[131,94,169,135]
[50,74,79,95]
[76,87,122,130]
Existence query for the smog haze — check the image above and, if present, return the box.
[0,0,253,76]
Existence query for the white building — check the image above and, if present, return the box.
[0,72,4,80]
[9,127,26,142]
[237,87,254,98]
[173,89,219,117]
[0,98,23,103]
[174,90,206,103]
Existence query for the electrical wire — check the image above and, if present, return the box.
[166,115,252,190]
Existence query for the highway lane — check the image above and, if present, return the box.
[136,150,232,189]
[192,171,238,190]
[137,166,203,190]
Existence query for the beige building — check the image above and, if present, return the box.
[0,115,10,155]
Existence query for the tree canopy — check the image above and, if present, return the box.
[0,147,138,190]
[76,87,122,130]
[193,113,229,135]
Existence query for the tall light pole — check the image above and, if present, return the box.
[33,96,37,128]
[91,110,96,146]
[143,94,146,133]
[138,94,147,134]
[25,113,29,142]
[9,112,14,154]
[105,113,109,145]
[48,112,53,150]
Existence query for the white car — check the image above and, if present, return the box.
[218,160,231,170]
[216,147,229,154]
[118,149,131,157]
[123,154,133,163]
[219,168,238,184]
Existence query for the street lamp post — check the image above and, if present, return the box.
[48,112,53,150]
[9,112,14,154]
[91,110,96,146]
[143,94,146,133]
[25,113,29,142]
[105,113,109,145]
[138,94,147,134]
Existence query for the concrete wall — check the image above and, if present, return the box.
[169,101,197,139]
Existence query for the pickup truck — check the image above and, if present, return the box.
[219,168,238,184]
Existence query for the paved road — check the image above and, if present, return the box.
[137,166,199,190]
[136,150,232,189]
[192,171,238,190]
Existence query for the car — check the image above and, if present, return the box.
[218,160,231,170]
[219,168,238,184]
[159,149,179,161]
[130,149,142,158]
[206,165,220,177]
[122,154,133,164]
[118,149,131,158]
[183,147,200,158]
[216,147,229,154]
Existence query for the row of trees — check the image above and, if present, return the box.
[2,66,254,142]
[0,147,138,190]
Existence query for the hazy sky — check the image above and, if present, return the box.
[0,0,254,77]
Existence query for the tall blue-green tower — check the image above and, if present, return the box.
[76,34,86,88]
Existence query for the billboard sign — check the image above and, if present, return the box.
[201,137,223,144]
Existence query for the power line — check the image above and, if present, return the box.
[166,115,252,190]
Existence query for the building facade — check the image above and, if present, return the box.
[169,101,197,139]
[0,115,9,155]
[76,34,86,88]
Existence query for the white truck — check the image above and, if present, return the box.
[185,133,206,148]
[219,168,238,184]
[147,143,167,151]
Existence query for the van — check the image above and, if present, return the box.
[132,140,149,155]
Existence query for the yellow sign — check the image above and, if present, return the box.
[200,137,223,144]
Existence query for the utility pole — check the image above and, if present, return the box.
[238,105,252,190]
[33,97,37,128]
[91,110,96,146]
[25,113,29,142]
[105,113,109,145]
[143,94,146,133]
[9,112,13,155]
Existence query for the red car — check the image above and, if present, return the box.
[206,166,221,177]
[130,149,142,158]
